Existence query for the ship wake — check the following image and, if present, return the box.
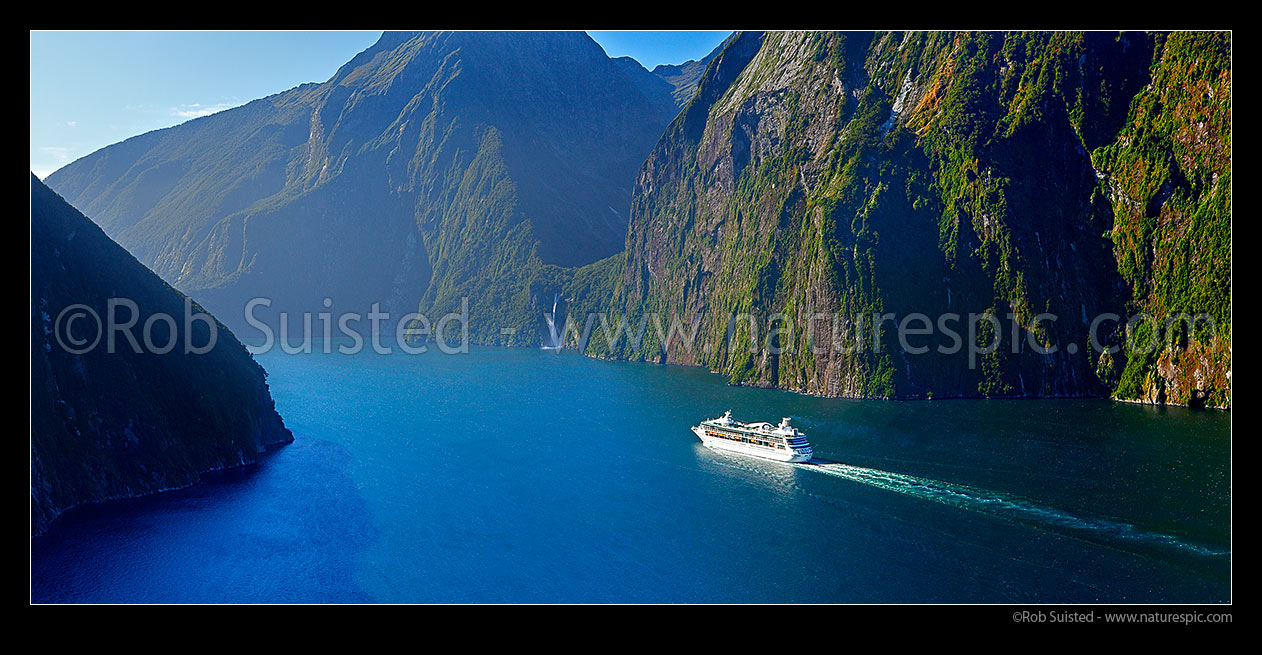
[796,459,1228,558]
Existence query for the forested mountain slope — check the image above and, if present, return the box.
[572,31,1229,408]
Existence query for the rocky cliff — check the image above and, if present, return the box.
[573,31,1229,408]
[31,175,292,537]
[43,30,1229,408]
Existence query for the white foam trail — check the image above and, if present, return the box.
[797,460,1229,557]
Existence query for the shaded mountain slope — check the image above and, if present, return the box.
[31,175,292,537]
[574,31,1229,407]
[47,31,672,341]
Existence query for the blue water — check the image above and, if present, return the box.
[31,347,1231,603]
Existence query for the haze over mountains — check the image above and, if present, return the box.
[47,31,708,339]
[611,32,736,115]
[43,30,1230,408]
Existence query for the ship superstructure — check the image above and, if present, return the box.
[692,411,813,463]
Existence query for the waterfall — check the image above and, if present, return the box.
[543,292,563,350]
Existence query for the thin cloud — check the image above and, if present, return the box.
[40,146,72,162]
[33,147,73,178]
[169,102,240,119]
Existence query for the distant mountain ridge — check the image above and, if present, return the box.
[649,32,736,108]
[607,33,736,117]
[47,31,673,340]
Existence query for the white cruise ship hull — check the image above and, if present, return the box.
[692,426,813,463]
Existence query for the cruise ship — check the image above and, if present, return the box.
[692,411,813,463]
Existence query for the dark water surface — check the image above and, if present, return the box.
[32,347,1231,603]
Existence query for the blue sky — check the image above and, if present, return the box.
[587,31,731,68]
[30,30,731,179]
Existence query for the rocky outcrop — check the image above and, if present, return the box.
[31,175,293,537]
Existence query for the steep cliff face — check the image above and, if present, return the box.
[582,31,1229,406]
[42,30,1229,406]
[31,175,292,537]
[46,31,671,343]
[1092,33,1231,408]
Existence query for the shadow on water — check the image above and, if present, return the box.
[32,348,1229,603]
[31,437,377,603]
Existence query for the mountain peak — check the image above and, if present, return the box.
[45,30,674,343]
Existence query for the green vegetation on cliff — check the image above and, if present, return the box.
[569,31,1228,408]
[43,30,1228,408]
[1092,32,1231,408]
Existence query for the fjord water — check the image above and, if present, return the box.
[31,347,1230,603]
